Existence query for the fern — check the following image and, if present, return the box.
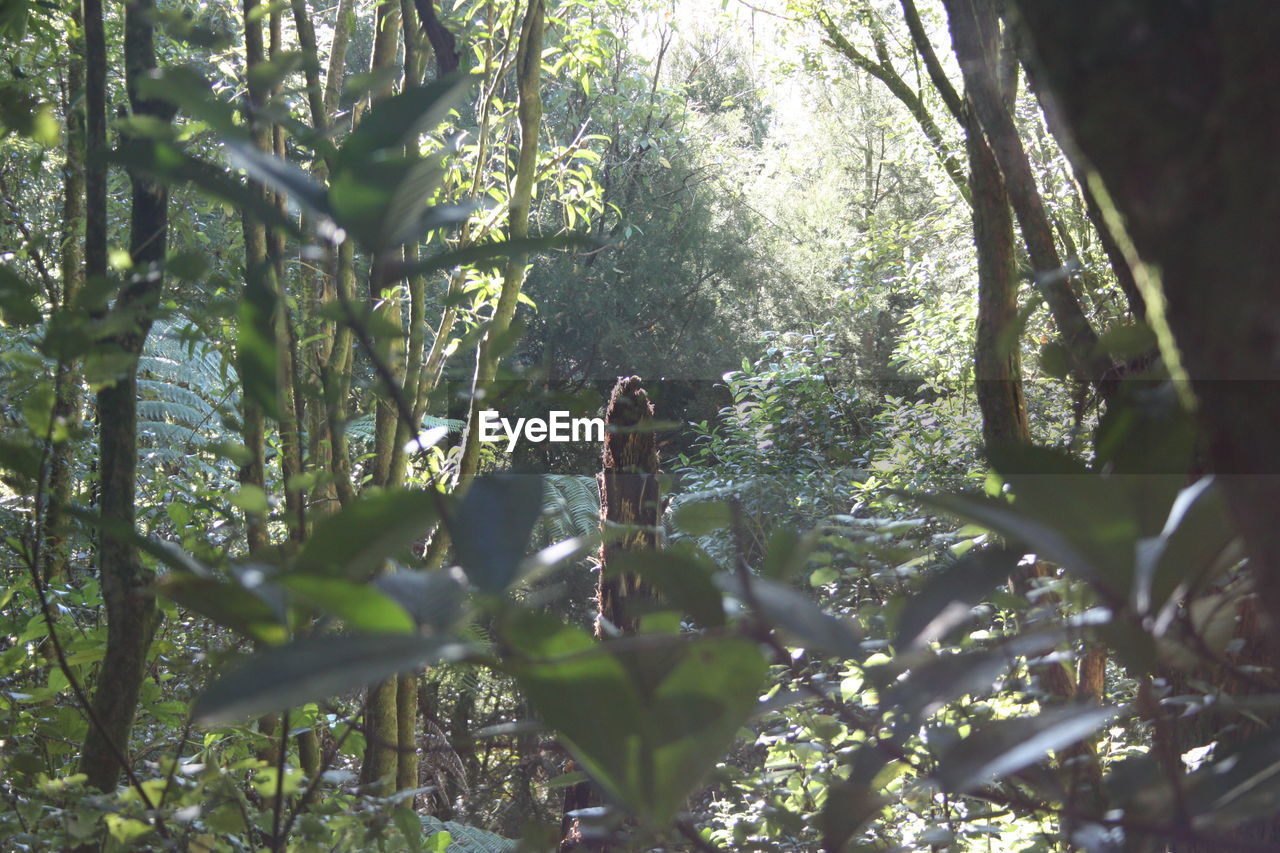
[345,412,465,443]
[420,817,517,853]
[540,474,599,543]
[136,322,235,454]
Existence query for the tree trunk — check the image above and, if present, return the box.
[965,99,1029,450]
[46,7,87,582]
[359,0,411,792]
[79,0,171,792]
[1012,3,1280,846]
[561,376,661,851]
[942,0,1102,386]
[455,0,546,490]
[595,377,661,636]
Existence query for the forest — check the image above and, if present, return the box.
[2,0,1279,850]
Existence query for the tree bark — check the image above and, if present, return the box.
[965,103,1029,449]
[455,0,546,490]
[79,0,171,792]
[1010,0,1280,678]
[942,0,1101,385]
[46,7,88,581]
[561,376,661,850]
[1011,3,1280,846]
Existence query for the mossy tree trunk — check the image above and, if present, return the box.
[561,376,661,851]
[45,6,87,583]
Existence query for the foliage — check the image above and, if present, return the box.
[1,0,1278,851]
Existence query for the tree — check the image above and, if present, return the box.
[1012,4,1280,845]
[78,0,175,793]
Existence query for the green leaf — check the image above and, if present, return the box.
[671,499,731,535]
[293,489,440,580]
[155,575,287,644]
[328,155,470,249]
[1140,476,1237,617]
[933,705,1120,793]
[715,573,863,657]
[888,648,1013,727]
[194,635,468,724]
[135,66,242,137]
[607,548,725,628]
[225,140,330,217]
[280,576,415,634]
[338,73,470,167]
[237,259,280,419]
[762,527,817,580]
[395,806,424,853]
[110,139,304,239]
[0,435,40,482]
[894,549,1020,650]
[373,570,466,633]
[0,266,40,325]
[1186,723,1280,829]
[246,50,303,93]
[905,487,1132,602]
[506,612,765,825]
[454,474,543,593]
[820,749,895,852]
[1038,341,1070,380]
[1095,321,1156,360]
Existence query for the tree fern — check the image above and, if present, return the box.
[420,816,517,853]
[540,474,599,543]
[136,322,235,455]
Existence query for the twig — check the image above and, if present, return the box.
[271,708,289,851]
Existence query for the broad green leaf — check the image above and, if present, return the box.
[715,573,863,657]
[1038,341,1070,380]
[762,527,817,580]
[633,636,766,821]
[1186,723,1280,829]
[194,635,468,724]
[507,612,765,825]
[894,549,1020,650]
[109,139,304,239]
[906,489,1129,602]
[1140,477,1238,617]
[394,806,424,853]
[933,705,1120,793]
[888,648,1012,727]
[0,435,40,482]
[671,499,731,535]
[0,266,40,326]
[607,548,725,628]
[155,575,287,644]
[328,155,467,249]
[246,51,303,93]
[225,140,330,217]
[373,570,466,633]
[135,66,241,137]
[504,611,645,808]
[1096,321,1156,360]
[454,474,543,593]
[987,444,1141,592]
[293,489,439,580]
[820,749,895,853]
[337,73,470,167]
[237,259,280,419]
[280,576,415,634]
